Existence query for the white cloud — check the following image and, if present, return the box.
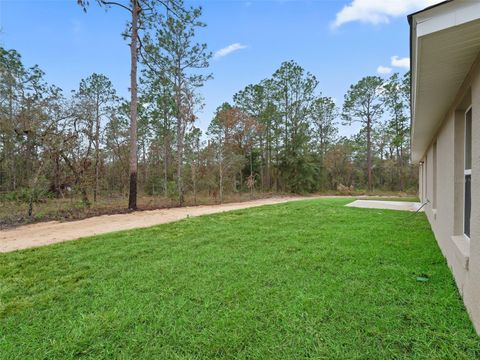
[331,0,442,29]
[391,55,410,69]
[214,43,247,59]
[377,65,392,75]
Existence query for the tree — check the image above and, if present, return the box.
[76,73,117,201]
[143,5,212,206]
[208,103,246,203]
[382,73,409,191]
[104,101,130,194]
[52,110,88,206]
[140,73,175,197]
[77,0,185,210]
[342,76,384,192]
[271,60,319,192]
[324,137,354,190]
[0,47,48,192]
[0,47,24,191]
[310,96,338,189]
[0,42,419,220]
[0,47,68,217]
[233,82,275,190]
[185,126,201,204]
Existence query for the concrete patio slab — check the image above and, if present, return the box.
[346,200,424,212]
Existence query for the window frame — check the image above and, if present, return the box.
[464,106,472,239]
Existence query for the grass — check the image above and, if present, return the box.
[1,198,478,359]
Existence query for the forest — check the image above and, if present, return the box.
[0,0,416,226]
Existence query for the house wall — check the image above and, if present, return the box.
[419,54,480,334]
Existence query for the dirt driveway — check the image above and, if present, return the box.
[0,196,329,253]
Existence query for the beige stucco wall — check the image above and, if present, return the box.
[419,53,480,334]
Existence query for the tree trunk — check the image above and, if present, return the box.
[53,154,60,197]
[28,161,45,218]
[81,187,90,207]
[128,0,139,210]
[191,163,196,206]
[94,98,100,203]
[250,149,253,192]
[193,139,199,205]
[367,117,372,192]
[398,145,404,191]
[142,140,147,191]
[219,159,224,204]
[275,132,279,192]
[176,123,185,206]
[266,126,271,190]
[163,141,168,197]
[259,136,264,191]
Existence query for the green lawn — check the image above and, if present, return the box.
[1,199,479,359]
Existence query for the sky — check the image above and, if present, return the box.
[0,0,441,136]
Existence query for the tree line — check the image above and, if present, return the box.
[0,1,416,216]
[209,63,415,197]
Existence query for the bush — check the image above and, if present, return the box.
[0,187,53,204]
[167,181,178,199]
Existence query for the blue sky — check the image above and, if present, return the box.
[0,0,439,136]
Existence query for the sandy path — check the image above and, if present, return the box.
[0,196,328,253]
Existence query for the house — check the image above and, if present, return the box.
[409,0,480,334]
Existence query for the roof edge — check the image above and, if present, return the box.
[407,0,453,25]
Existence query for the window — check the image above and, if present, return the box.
[424,157,428,203]
[464,108,472,238]
[420,162,424,202]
